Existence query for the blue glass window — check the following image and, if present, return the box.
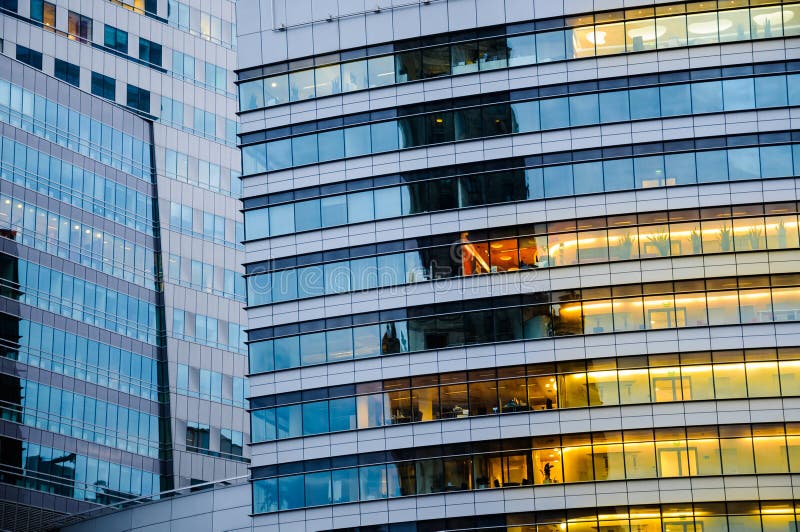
[691,80,723,113]
[345,125,372,158]
[244,209,268,240]
[723,78,755,110]
[629,87,660,119]
[297,265,325,299]
[268,203,294,236]
[253,479,278,514]
[539,98,569,130]
[276,405,302,440]
[249,341,274,374]
[274,336,300,370]
[300,332,326,365]
[291,134,318,166]
[664,152,697,185]
[294,199,322,232]
[317,129,345,162]
[266,138,292,171]
[278,475,305,510]
[370,121,399,153]
[302,401,330,436]
[321,195,348,227]
[695,150,729,183]
[760,145,793,178]
[305,471,332,507]
[271,268,298,303]
[755,75,788,107]
[511,100,539,133]
[347,191,374,224]
[572,161,603,195]
[660,84,692,116]
[543,164,573,198]
[568,94,600,127]
[603,158,634,191]
[332,468,359,503]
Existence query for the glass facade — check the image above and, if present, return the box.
[250,348,800,441]
[245,202,799,306]
[0,56,165,514]
[239,0,800,527]
[241,65,800,173]
[237,0,800,111]
[248,274,800,372]
[322,502,800,532]
[252,422,800,512]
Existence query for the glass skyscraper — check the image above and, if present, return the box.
[0,0,247,528]
[238,0,800,530]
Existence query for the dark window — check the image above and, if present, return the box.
[144,0,156,14]
[138,38,162,66]
[30,0,55,28]
[54,59,80,86]
[220,429,243,457]
[104,24,128,54]
[186,422,210,452]
[0,0,18,11]
[15,45,42,69]
[67,11,92,42]
[126,84,150,113]
[91,71,115,100]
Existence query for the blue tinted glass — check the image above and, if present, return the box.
[300,332,326,365]
[543,165,573,197]
[244,208,269,240]
[755,75,788,107]
[302,401,330,435]
[760,145,793,178]
[373,186,402,219]
[350,257,378,291]
[664,152,697,185]
[253,479,278,514]
[278,475,305,510]
[266,139,292,171]
[371,121,399,153]
[723,78,755,110]
[276,405,302,439]
[524,168,544,199]
[660,84,692,116]
[247,274,271,306]
[297,265,325,299]
[695,150,729,183]
[788,74,800,106]
[239,80,264,111]
[252,408,276,441]
[291,134,318,166]
[603,158,634,191]
[727,147,760,180]
[510,100,539,133]
[317,129,345,162]
[345,125,372,158]
[242,144,267,174]
[536,30,566,62]
[321,195,348,227]
[539,98,569,130]
[326,328,353,361]
[325,261,350,294]
[691,81,723,113]
[248,340,275,373]
[634,155,665,188]
[274,336,300,370]
[629,87,660,119]
[332,468,359,504]
[572,161,603,194]
[242,144,266,175]
[359,465,387,500]
[304,471,332,507]
[568,94,599,127]
[355,324,382,357]
[294,199,322,232]
[271,269,298,303]
[347,191,374,224]
[329,397,356,432]
[377,253,406,287]
[268,204,294,236]
[507,34,536,66]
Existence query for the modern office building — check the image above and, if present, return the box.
[237,0,800,530]
[0,0,248,528]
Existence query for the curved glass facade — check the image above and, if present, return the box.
[321,502,800,532]
[237,0,800,111]
[252,423,800,512]
[248,274,800,373]
[241,66,800,173]
[243,137,800,240]
[250,348,800,442]
[246,203,799,306]
[239,0,800,526]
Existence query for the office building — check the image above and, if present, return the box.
[237,0,800,530]
[0,0,247,528]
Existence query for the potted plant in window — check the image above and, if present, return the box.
[777,219,788,249]
[647,230,671,257]
[719,224,732,252]
[616,232,634,260]
[746,226,763,251]
[691,227,702,254]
